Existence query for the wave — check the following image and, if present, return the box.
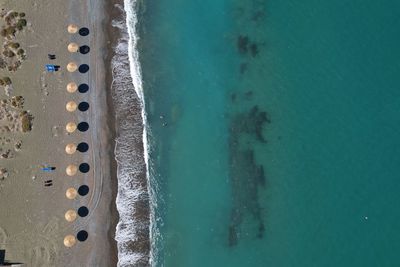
[111,0,158,266]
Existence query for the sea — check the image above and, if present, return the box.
[113,0,400,266]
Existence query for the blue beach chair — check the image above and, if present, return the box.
[42,167,56,172]
[46,64,56,72]
[45,64,60,72]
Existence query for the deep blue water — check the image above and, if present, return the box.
[138,0,400,266]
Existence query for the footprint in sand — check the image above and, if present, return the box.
[0,226,8,244]
[41,217,59,236]
[11,218,60,266]
[30,243,57,267]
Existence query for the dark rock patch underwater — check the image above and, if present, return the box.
[227,105,270,246]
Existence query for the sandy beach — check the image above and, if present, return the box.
[0,0,119,266]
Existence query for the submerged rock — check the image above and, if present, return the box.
[257,222,265,239]
[250,43,259,57]
[227,105,270,245]
[239,63,248,74]
[237,35,249,54]
[256,165,266,187]
[228,225,238,247]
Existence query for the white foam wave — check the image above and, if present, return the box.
[112,1,158,266]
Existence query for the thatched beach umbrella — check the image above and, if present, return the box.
[65,143,77,154]
[66,164,78,176]
[66,101,77,112]
[67,24,78,34]
[66,122,77,133]
[65,210,77,222]
[68,43,79,53]
[67,82,77,93]
[67,62,78,72]
[66,187,77,199]
[64,235,76,247]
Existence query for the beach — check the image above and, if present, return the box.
[0,0,122,266]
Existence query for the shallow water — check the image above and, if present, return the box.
[137,0,400,266]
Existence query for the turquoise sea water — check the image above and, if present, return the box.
[138,0,400,266]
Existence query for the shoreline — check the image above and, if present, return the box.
[103,0,121,265]
[109,0,151,265]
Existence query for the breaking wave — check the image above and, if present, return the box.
[111,1,158,266]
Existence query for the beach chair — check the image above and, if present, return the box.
[41,167,56,172]
[45,64,56,72]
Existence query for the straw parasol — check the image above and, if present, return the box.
[66,164,78,176]
[67,24,78,34]
[66,122,77,133]
[65,210,77,222]
[65,143,77,154]
[67,62,78,72]
[64,235,76,247]
[66,188,77,199]
[68,43,79,53]
[66,101,77,112]
[67,82,77,93]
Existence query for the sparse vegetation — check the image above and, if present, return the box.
[3,50,15,57]
[17,48,24,56]
[17,19,27,27]
[20,111,33,132]
[16,19,27,30]
[5,26,16,37]
[8,42,20,49]
[4,77,11,85]
[0,29,6,37]
[10,96,24,108]
[0,77,12,86]
[0,9,29,72]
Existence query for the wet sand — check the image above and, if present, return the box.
[0,0,118,266]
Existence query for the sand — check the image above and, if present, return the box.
[0,0,118,266]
